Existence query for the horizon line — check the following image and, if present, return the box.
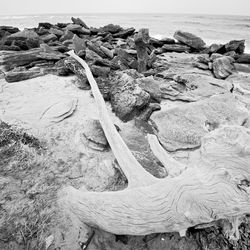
[0,12,249,17]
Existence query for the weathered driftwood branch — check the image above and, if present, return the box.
[67,50,157,188]
[59,51,250,238]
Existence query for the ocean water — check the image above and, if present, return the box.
[0,13,250,52]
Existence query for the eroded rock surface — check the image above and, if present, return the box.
[151,94,249,151]
[110,72,150,121]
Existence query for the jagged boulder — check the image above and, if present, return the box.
[100,24,123,34]
[66,24,90,35]
[212,56,235,79]
[134,28,150,72]
[235,53,250,64]
[174,30,206,50]
[110,72,150,121]
[113,27,135,38]
[225,40,245,54]
[71,17,89,29]
[0,26,19,34]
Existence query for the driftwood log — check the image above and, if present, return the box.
[59,51,250,238]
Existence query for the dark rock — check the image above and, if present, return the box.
[207,43,225,54]
[110,72,150,121]
[210,53,223,61]
[113,38,127,49]
[66,24,90,35]
[39,44,66,60]
[72,34,86,54]
[225,39,245,54]
[4,66,44,82]
[174,30,206,50]
[120,121,166,178]
[116,48,138,70]
[147,51,157,68]
[100,45,113,59]
[11,40,29,50]
[0,29,6,39]
[197,54,210,64]
[124,49,137,55]
[224,51,237,58]
[26,59,52,68]
[162,44,191,53]
[54,59,71,76]
[38,22,53,29]
[90,65,110,77]
[0,45,65,72]
[26,37,41,49]
[0,44,20,51]
[36,27,49,36]
[96,77,112,100]
[113,27,135,38]
[0,26,19,34]
[235,53,250,64]
[63,57,89,89]
[85,48,102,61]
[134,29,150,72]
[49,43,69,53]
[5,29,39,42]
[100,24,123,34]
[138,103,161,121]
[57,23,68,28]
[89,27,99,35]
[212,56,235,79]
[143,68,157,76]
[82,119,108,151]
[101,33,113,43]
[59,30,74,42]
[160,37,175,44]
[49,28,64,38]
[149,37,164,47]
[0,49,41,71]
[71,17,89,29]
[87,41,106,58]
[62,39,73,47]
[94,58,120,70]
[136,76,162,103]
[102,42,114,50]
[40,33,58,43]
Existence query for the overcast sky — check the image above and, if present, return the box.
[1,0,250,16]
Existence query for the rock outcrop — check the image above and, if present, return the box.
[110,72,150,121]
[174,30,206,50]
[151,94,249,151]
[212,56,235,79]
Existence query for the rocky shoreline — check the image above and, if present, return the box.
[0,17,250,250]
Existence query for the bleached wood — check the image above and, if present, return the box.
[67,51,158,188]
[60,52,250,238]
[61,163,250,236]
[147,134,187,177]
